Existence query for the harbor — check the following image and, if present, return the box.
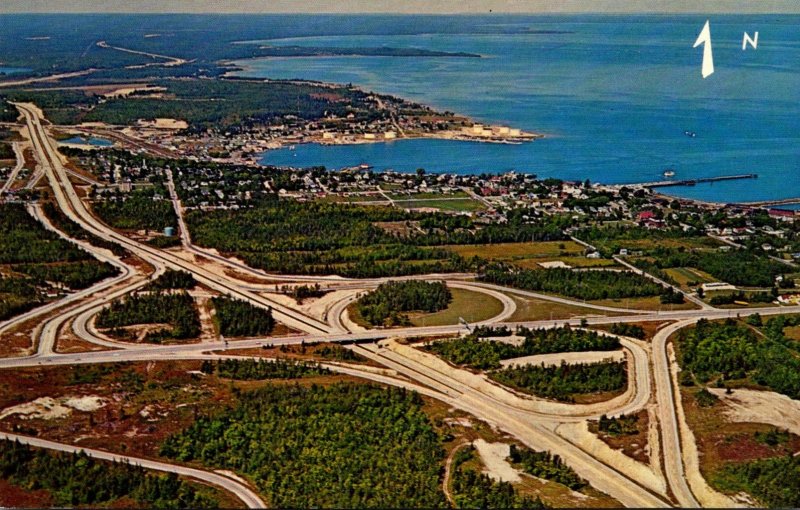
[631,173,759,189]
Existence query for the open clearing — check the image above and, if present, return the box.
[445,241,585,261]
[504,295,621,322]
[709,387,800,437]
[664,267,716,288]
[409,288,504,327]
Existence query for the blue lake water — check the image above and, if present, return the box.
[0,66,29,75]
[239,15,800,203]
[60,136,114,147]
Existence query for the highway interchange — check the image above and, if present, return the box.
[0,103,794,507]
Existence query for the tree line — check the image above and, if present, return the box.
[633,247,787,288]
[211,296,275,337]
[93,188,176,232]
[426,327,621,370]
[678,318,800,399]
[491,361,628,402]
[479,264,667,301]
[148,269,196,290]
[160,383,447,508]
[186,198,568,278]
[508,444,586,490]
[0,440,218,508]
[355,280,451,327]
[200,358,330,380]
[96,291,200,342]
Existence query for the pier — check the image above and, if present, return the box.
[634,174,758,189]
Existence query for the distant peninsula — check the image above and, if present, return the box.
[257,45,481,58]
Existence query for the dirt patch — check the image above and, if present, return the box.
[0,479,54,507]
[0,395,107,420]
[473,439,521,483]
[709,387,800,437]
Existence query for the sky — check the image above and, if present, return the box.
[0,0,798,14]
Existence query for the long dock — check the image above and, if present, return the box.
[636,173,758,189]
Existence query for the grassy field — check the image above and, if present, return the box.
[664,267,717,288]
[445,241,585,262]
[590,295,699,311]
[388,191,470,200]
[399,198,486,213]
[409,288,504,327]
[595,236,722,253]
[513,256,618,270]
[504,295,622,322]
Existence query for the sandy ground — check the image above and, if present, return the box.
[500,350,625,368]
[0,396,106,420]
[135,118,189,130]
[481,335,526,346]
[473,439,521,483]
[196,295,218,343]
[709,387,800,437]
[555,421,667,496]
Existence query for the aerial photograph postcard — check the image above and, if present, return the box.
[0,0,799,508]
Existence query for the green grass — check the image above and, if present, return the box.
[388,191,470,200]
[409,288,504,327]
[590,295,699,311]
[504,295,623,322]
[664,267,717,288]
[445,241,585,261]
[399,198,486,213]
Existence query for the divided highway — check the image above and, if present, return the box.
[6,102,799,508]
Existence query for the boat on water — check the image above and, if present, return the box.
[684,130,697,138]
[663,169,676,178]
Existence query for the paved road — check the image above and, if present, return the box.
[0,141,25,196]
[0,432,266,508]
[652,319,702,507]
[11,102,800,507]
[16,103,333,335]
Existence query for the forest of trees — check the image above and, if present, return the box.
[426,327,621,370]
[160,383,447,508]
[93,189,176,231]
[609,323,646,339]
[96,291,200,342]
[211,296,275,337]
[633,247,787,288]
[714,455,800,507]
[677,318,800,399]
[479,264,667,301]
[491,361,627,402]
[186,198,568,278]
[508,444,586,490]
[0,203,118,320]
[597,413,640,436]
[355,280,451,326]
[0,440,218,508]
[41,202,128,257]
[13,261,118,291]
[450,446,546,509]
[148,269,196,290]
[281,283,326,303]
[200,358,330,380]
[314,344,367,362]
[0,276,40,321]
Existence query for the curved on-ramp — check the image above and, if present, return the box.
[0,432,265,508]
